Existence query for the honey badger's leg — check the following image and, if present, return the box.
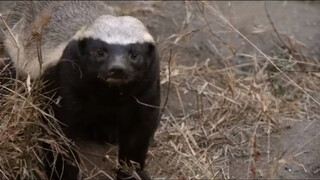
[117,88,160,180]
[42,66,81,180]
[44,144,80,180]
[117,111,159,180]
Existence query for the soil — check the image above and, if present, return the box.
[1,1,320,179]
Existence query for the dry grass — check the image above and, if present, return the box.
[0,11,76,180]
[1,1,320,180]
[0,71,76,179]
[146,1,320,179]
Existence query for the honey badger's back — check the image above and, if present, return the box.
[4,1,116,79]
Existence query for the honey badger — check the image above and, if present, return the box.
[3,1,160,180]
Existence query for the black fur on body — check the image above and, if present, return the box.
[44,38,160,179]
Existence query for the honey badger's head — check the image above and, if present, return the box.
[77,38,156,86]
[64,15,157,86]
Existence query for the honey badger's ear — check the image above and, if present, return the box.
[78,38,87,55]
[144,42,156,55]
[60,40,81,60]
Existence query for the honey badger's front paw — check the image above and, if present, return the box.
[136,170,151,180]
[116,169,151,180]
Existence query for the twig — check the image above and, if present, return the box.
[291,131,320,157]
[247,121,261,179]
[0,13,20,88]
[0,13,18,50]
[133,96,163,109]
[196,1,236,56]
[206,6,320,106]
[161,49,172,116]
[264,2,292,54]
[33,12,51,88]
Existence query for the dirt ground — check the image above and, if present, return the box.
[111,1,320,179]
[1,1,320,179]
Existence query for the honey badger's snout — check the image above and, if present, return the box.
[98,57,130,84]
[107,63,126,78]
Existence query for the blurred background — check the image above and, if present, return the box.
[0,1,320,179]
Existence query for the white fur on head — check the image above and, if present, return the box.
[73,15,154,45]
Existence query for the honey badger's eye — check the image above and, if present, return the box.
[96,49,106,57]
[129,50,139,61]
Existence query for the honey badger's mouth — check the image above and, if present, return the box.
[97,74,129,85]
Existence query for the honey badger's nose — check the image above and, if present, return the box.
[108,65,125,78]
